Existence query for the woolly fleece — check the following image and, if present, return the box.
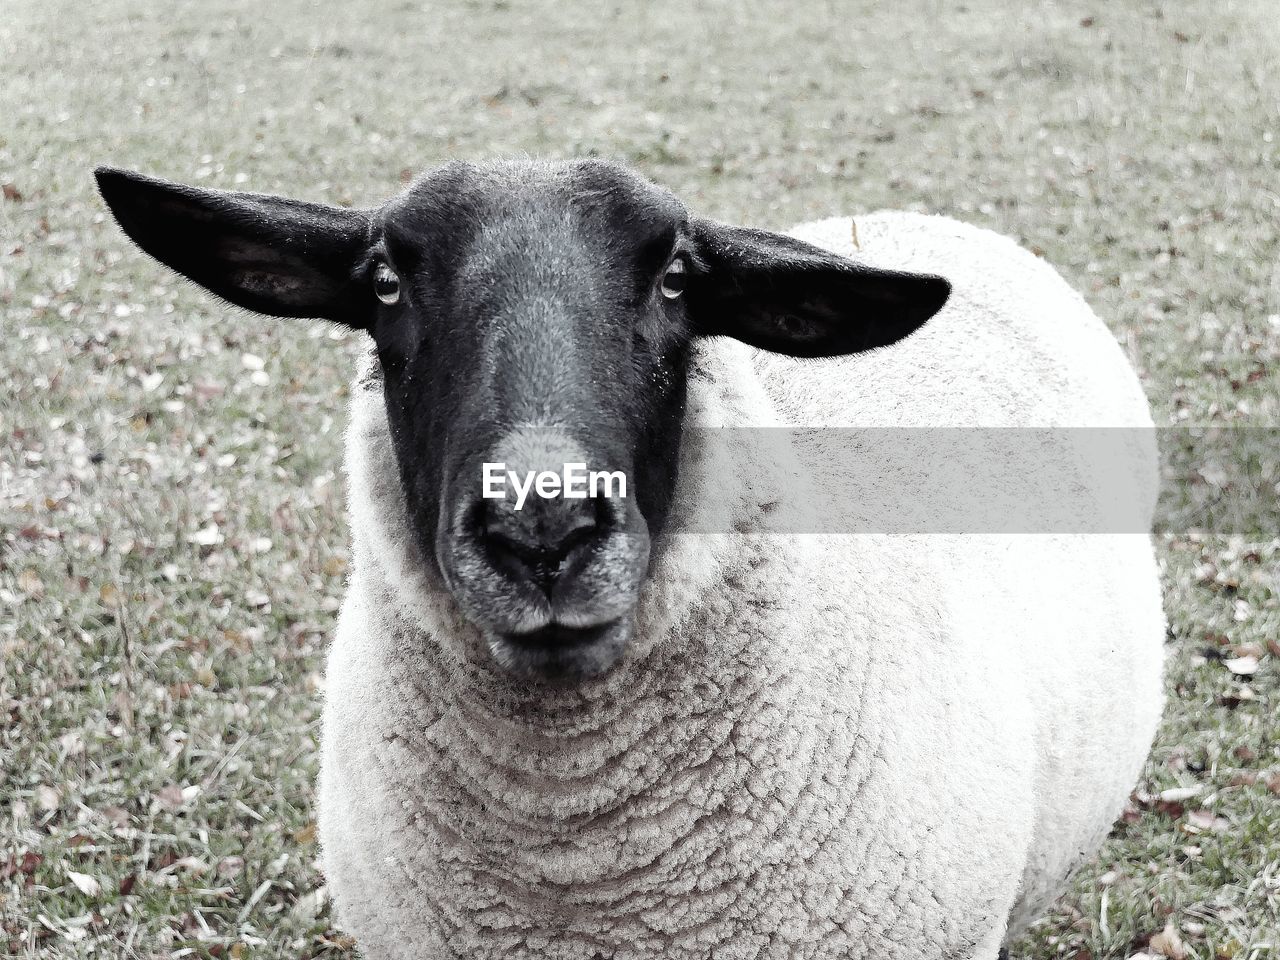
[318,212,1166,959]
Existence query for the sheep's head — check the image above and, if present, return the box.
[95,158,949,682]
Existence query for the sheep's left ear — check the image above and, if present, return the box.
[94,167,374,327]
[686,219,950,358]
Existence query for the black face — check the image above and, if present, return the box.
[94,158,950,682]
[367,162,693,679]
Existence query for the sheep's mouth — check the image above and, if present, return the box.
[486,617,632,682]
[437,485,651,683]
[506,622,612,650]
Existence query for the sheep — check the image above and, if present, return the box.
[94,157,1166,960]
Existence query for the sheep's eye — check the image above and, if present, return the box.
[660,257,688,299]
[373,263,400,305]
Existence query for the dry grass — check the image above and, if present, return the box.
[2,0,1278,956]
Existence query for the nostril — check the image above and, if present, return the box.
[480,504,599,595]
[485,510,598,564]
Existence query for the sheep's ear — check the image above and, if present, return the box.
[686,219,949,358]
[94,167,374,327]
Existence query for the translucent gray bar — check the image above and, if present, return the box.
[656,428,1278,535]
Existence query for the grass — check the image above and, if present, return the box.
[1,0,1277,956]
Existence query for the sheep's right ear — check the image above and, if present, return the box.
[94,167,374,327]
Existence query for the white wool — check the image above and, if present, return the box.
[318,213,1166,959]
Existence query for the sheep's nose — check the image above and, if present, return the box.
[481,495,602,596]
[435,433,651,678]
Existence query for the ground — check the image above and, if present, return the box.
[1,0,1277,956]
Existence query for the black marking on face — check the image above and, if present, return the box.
[94,157,949,681]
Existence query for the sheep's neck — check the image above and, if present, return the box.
[350,341,847,945]
[368,542,857,954]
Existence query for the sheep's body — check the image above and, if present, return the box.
[318,213,1166,959]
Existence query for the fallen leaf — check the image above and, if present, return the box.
[149,851,178,871]
[1184,809,1230,832]
[1149,922,1188,960]
[155,783,186,811]
[292,884,329,920]
[1159,785,1202,803]
[67,870,101,897]
[189,522,223,546]
[1218,685,1256,707]
[36,784,60,811]
[2,183,21,201]
[0,851,42,880]
[216,855,245,878]
[1224,655,1258,676]
[17,568,45,598]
